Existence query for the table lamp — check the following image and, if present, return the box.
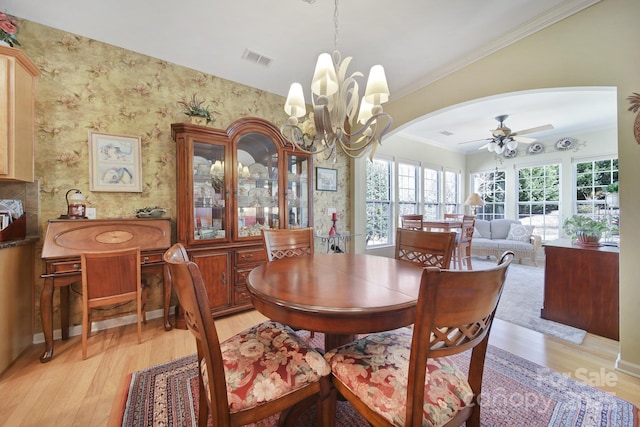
[464,192,485,215]
[59,189,87,219]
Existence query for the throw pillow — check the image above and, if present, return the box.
[506,223,534,242]
[473,227,481,238]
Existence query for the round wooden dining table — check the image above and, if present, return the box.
[247,253,424,350]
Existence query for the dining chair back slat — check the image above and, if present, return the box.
[395,228,456,269]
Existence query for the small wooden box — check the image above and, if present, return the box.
[0,214,26,242]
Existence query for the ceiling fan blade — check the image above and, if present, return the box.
[478,143,490,150]
[513,136,536,143]
[512,124,554,136]
[458,137,491,145]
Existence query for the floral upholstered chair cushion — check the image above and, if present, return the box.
[201,320,330,412]
[324,328,474,426]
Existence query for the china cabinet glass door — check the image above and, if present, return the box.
[235,133,279,239]
[193,140,227,241]
[286,153,309,228]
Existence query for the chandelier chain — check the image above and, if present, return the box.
[334,0,339,52]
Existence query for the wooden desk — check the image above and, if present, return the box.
[247,253,423,350]
[40,218,172,362]
[542,239,619,340]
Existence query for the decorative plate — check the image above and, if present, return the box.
[556,138,574,150]
[503,148,518,158]
[248,163,268,179]
[528,143,544,154]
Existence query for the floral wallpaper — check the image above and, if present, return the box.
[14,18,350,332]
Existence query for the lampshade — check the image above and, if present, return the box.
[311,53,339,97]
[284,83,306,118]
[464,193,485,207]
[364,65,390,105]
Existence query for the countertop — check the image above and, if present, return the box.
[0,237,38,250]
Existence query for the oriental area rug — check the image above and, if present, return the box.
[119,334,638,427]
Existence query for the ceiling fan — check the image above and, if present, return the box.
[460,114,554,153]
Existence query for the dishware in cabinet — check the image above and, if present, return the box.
[286,153,310,228]
[171,118,313,320]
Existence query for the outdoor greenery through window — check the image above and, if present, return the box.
[397,162,419,217]
[366,158,393,247]
[423,167,441,220]
[444,170,460,214]
[517,164,560,241]
[471,170,506,220]
[575,158,618,219]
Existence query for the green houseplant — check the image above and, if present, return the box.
[563,215,609,246]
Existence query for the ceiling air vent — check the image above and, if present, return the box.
[440,130,454,136]
[242,49,273,67]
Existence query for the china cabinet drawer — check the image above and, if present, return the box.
[234,285,251,305]
[140,253,163,264]
[235,248,265,266]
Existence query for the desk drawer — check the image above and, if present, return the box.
[235,248,265,266]
[51,260,81,274]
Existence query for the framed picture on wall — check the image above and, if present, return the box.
[89,131,142,192]
[316,167,338,191]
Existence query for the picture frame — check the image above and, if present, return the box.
[316,167,338,191]
[89,131,142,192]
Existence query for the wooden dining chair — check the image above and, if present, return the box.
[395,227,456,268]
[452,216,476,270]
[262,227,316,338]
[444,213,465,220]
[262,227,315,260]
[325,251,514,427]
[81,247,142,359]
[400,214,424,230]
[163,243,333,427]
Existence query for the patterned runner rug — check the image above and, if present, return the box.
[119,333,638,426]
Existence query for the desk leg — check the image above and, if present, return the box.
[60,286,69,340]
[39,278,54,363]
[162,264,172,331]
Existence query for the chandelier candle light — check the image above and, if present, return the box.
[281,0,392,160]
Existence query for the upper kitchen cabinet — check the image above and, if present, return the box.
[0,46,39,182]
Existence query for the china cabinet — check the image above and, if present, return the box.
[171,117,312,320]
[0,46,39,182]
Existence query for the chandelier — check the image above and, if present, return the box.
[280,0,392,160]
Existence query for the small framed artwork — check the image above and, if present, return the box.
[89,131,142,192]
[316,167,338,191]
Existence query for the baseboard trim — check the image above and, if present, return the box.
[32,307,175,345]
[615,354,640,378]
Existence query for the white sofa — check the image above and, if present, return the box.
[471,219,541,266]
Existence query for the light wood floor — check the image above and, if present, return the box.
[0,312,638,426]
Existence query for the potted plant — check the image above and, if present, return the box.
[177,93,214,125]
[605,182,619,207]
[562,215,609,246]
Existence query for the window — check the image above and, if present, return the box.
[366,158,393,247]
[471,170,505,220]
[397,162,419,218]
[575,158,618,219]
[444,170,461,214]
[517,164,560,241]
[423,167,441,220]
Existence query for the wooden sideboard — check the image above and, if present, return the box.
[542,239,619,340]
[40,218,172,362]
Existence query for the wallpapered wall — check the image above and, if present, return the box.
[16,19,350,333]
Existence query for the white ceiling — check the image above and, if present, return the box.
[5,0,614,153]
